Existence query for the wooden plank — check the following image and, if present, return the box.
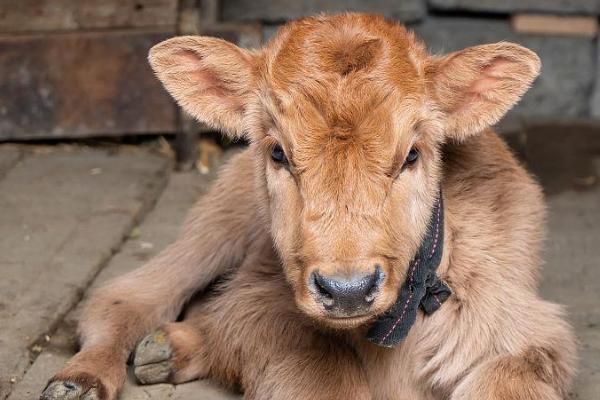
[221,0,425,23]
[430,0,600,15]
[512,14,598,37]
[0,30,178,140]
[0,0,178,33]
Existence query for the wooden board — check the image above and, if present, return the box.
[0,0,178,33]
[0,30,178,140]
[512,14,598,37]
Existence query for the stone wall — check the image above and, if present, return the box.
[1,0,599,140]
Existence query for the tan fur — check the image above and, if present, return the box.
[44,14,575,400]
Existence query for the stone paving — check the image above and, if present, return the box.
[0,125,599,399]
[0,145,170,399]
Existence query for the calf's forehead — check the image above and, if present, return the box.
[259,15,428,150]
[265,14,426,91]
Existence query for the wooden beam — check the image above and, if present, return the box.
[0,0,178,33]
[0,30,178,140]
[512,14,598,38]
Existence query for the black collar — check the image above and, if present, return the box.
[367,191,451,347]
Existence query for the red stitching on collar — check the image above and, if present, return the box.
[378,197,442,344]
[428,201,441,260]
[380,258,419,343]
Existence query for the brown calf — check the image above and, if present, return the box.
[41,13,576,400]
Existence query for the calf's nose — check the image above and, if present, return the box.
[311,267,383,314]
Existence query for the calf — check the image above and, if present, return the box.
[41,13,576,400]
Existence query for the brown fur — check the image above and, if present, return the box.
[43,14,575,400]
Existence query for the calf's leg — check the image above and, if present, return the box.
[41,150,261,400]
[450,347,573,400]
[133,256,372,400]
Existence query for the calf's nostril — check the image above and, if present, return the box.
[365,265,384,303]
[63,382,77,391]
[314,274,330,297]
[311,272,334,307]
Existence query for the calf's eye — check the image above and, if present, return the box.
[403,147,419,167]
[271,144,288,165]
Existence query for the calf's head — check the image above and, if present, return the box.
[150,14,540,328]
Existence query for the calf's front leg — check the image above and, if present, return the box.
[131,255,373,400]
[41,150,261,400]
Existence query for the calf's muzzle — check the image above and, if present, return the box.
[310,266,384,317]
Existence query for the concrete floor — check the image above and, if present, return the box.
[0,124,598,399]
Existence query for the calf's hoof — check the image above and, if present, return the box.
[133,329,174,384]
[40,377,104,400]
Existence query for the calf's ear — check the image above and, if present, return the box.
[149,36,257,138]
[426,42,540,141]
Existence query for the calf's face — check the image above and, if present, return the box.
[149,14,540,328]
